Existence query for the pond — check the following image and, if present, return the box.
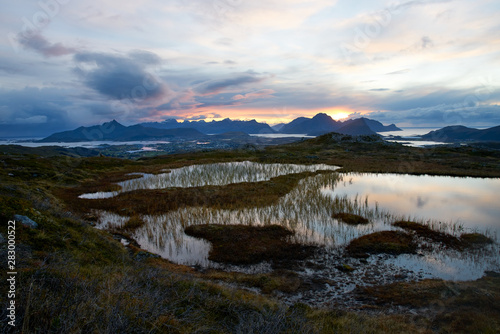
[80,161,339,199]
[91,162,500,283]
[323,173,500,235]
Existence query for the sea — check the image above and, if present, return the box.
[0,128,458,149]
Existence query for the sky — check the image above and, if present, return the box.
[1,0,500,137]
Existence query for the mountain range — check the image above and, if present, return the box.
[38,120,204,142]
[142,113,401,136]
[140,118,275,134]
[280,114,400,136]
[38,114,402,142]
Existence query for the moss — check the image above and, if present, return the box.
[393,220,463,249]
[2,142,500,334]
[185,224,315,265]
[123,215,146,231]
[57,171,330,216]
[333,212,369,225]
[460,233,494,246]
[204,269,301,294]
[356,273,500,333]
[346,231,417,258]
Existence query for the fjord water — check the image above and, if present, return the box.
[92,163,499,280]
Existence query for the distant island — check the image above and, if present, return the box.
[38,113,401,143]
[421,125,500,142]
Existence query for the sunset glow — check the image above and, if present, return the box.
[0,0,499,136]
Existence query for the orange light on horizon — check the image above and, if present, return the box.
[329,111,351,121]
[149,107,367,125]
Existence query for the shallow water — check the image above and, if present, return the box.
[324,173,500,235]
[80,161,340,199]
[93,164,500,281]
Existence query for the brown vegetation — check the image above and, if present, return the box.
[393,220,463,249]
[394,221,493,250]
[356,273,500,333]
[184,224,316,265]
[332,212,369,225]
[346,231,417,258]
[460,232,494,246]
[56,171,328,217]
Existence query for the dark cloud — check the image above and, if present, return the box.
[369,88,390,91]
[17,33,77,58]
[194,74,264,95]
[0,86,73,137]
[367,104,500,126]
[74,51,169,101]
[373,89,473,111]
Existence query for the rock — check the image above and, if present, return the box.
[336,263,355,272]
[13,214,38,229]
[135,251,160,261]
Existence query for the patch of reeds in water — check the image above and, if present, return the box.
[80,161,340,199]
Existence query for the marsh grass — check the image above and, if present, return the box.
[460,233,494,246]
[86,168,497,269]
[2,144,500,334]
[393,221,463,249]
[80,161,339,199]
[184,224,315,265]
[346,231,417,258]
[356,273,500,333]
[332,213,370,225]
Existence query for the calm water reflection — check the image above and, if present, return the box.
[93,166,500,281]
[81,161,339,199]
[323,173,500,235]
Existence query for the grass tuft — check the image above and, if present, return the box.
[185,224,316,265]
[346,231,417,258]
[332,212,369,225]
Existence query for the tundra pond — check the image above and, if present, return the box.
[86,162,500,305]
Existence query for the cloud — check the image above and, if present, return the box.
[74,51,170,102]
[17,33,77,58]
[0,86,74,137]
[232,89,276,100]
[421,36,434,49]
[194,73,265,95]
[12,115,48,124]
[367,104,500,126]
[386,69,410,75]
[186,115,207,120]
[369,88,390,92]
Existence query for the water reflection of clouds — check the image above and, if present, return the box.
[330,173,500,233]
[92,167,500,280]
[415,196,429,208]
[388,247,500,280]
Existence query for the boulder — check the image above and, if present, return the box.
[13,214,38,229]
